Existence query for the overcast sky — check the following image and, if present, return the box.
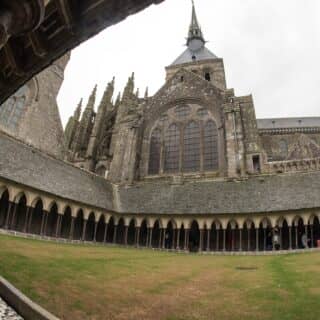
[57,0,320,127]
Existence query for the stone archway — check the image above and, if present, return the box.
[165,221,175,249]
[106,217,115,243]
[116,218,125,244]
[85,213,95,241]
[312,216,320,247]
[73,210,84,240]
[0,190,9,228]
[139,220,148,247]
[12,195,28,232]
[60,207,72,239]
[226,221,239,251]
[152,220,161,248]
[189,220,200,252]
[96,215,106,243]
[127,219,136,246]
[29,199,44,235]
[45,203,59,237]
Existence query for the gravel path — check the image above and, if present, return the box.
[0,297,23,320]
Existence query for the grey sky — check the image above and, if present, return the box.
[57,0,320,127]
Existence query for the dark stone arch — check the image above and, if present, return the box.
[96,215,106,243]
[165,221,174,249]
[152,220,161,248]
[116,218,125,244]
[106,217,115,243]
[281,219,290,250]
[29,199,44,235]
[12,195,28,232]
[85,213,96,241]
[45,203,59,237]
[295,217,305,249]
[60,207,72,239]
[226,221,239,251]
[73,210,84,240]
[312,216,320,248]
[178,224,185,250]
[127,219,136,246]
[243,221,256,251]
[189,220,200,252]
[0,189,9,228]
[139,219,148,247]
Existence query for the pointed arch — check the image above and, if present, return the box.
[0,189,9,228]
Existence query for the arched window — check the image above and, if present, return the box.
[183,121,200,172]
[148,128,162,174]
[203,121,219,170]
[164,124,180,172]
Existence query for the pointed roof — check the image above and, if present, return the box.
[171,1,217,66]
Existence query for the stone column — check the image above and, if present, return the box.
[288,226,292,250]
[247,228,250,251]
[231,229,235,251]
[23,207,31,233]
[239,228,242,251]
[27,207,34,233]
[263,228,266,251]
[4,202,13,229]
[40,211,48,236]
[149,228,153,247]
[272,228,275,251]
[279,228,283,250]
[69,217,75,240]
[223,229,226,252]
[162,229,166,249]
[216,229,219,251]
[136,227,141,247]
[55,214,62,238]
[256,228,259,252]
[184,229,189,251]
[113,225,118,244]
[82,220,88,241]
[172,229,176,249]
[206,229,210,252]
[146,228,150,247]
[186,229,190,251]
[103,223,108,243]
[9,202,18,230]
[43,211,49,236]
[295,226,298,249]
[310,225,314,248]
[124,226,128,245]
[159,228,162,248]
[93,222,98,242]
[176,228,180,250]
[199,229,204,252]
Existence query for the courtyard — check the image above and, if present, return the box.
[0,234,319,320]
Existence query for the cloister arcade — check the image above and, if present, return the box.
[1,183,320,253]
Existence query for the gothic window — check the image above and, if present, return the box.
[175,105,190,119]
[148,128,162,174]
[183,121,200,172]
[203,120,219,170]
[164,124,180,173]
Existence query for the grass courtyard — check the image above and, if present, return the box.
[0,235,319,320]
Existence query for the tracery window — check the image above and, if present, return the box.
[164,124,180,172]
[147,104,219,175]
[183,121,200,172]
[148,129,162,174]
[203,121,219,170]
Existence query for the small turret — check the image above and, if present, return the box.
[73,98,82,121]
[144,87,149,99]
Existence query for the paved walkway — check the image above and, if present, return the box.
[0,297,23,320]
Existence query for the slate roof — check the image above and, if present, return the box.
[257,117,320,130]
[116,172,320,215]
[0,132,114,210]
[171,46,218,66]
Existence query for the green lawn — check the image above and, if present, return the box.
[0,234,319,320]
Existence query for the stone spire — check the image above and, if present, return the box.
[85,84,97,110]
[135,88,139,98]
[144,87,149,99]
[86,78,115,164]
[123,72,135,98]
[114,92,121,108]
[187,0,205,47]
[74,98,82,121]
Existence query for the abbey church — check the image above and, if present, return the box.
[0,3,320,253]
